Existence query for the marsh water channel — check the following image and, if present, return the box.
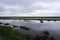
[0,20,60,40]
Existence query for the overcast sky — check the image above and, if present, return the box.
[0,0,60,16]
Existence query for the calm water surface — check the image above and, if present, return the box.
[0,20,60,40]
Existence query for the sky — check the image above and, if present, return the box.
[0,0,60,16]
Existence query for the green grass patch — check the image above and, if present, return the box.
[0,26,29,40]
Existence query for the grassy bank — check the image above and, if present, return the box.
[0,26,56,40]
[0,26,33,40]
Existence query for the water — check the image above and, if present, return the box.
[0,20,60,40]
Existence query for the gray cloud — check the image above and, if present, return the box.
[0,0,60,16]
[0,4,5,12]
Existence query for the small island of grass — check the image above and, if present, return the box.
[20,26,30,30]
